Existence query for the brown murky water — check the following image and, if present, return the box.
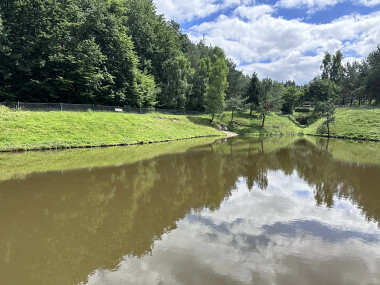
[0,137,379,285]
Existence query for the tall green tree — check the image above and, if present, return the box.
[246,72,260,115]
[321,50,343,84]
[314,100,336,137]
[366,45,380,104]
[160,55,194,109]
[188,57,210,110]
[257,79,283,128]
[306,77,340,137]
[205,48,229,121]
[321,52,332,80]
[225,59,249,100]
[225,95,246,123]
[355,60,369,105]
[281,85,300,114]
[304,78,340,105]
[341,62,359,105]
[134,71,158,108]
[0,15,10,100]
[331,50,344,84]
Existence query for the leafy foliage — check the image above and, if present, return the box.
[304,78,340,104]
[257,79,283,128]
[225,95,246,123]
[281,85,300,114]
[366,46,380,104]
[205,48,229,120]
[0,0,241,110]
[314,100,336,137]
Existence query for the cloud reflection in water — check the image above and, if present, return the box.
[87,171,380,285]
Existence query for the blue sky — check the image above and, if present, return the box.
[153,0,380,84]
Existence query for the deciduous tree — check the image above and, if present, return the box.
[257,79,283,128]
[205,48,229,121]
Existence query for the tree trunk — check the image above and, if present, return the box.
[327,121,330,137]
[261,113,266,128]
[231,110,234,123]
[250,109,252,116]
[211,113,215,122]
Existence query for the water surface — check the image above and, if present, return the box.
[0,137,379,285]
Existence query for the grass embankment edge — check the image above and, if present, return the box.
[0,109,225,152]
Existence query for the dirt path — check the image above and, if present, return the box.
[222,131,239,138]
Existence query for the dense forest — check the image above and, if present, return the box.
[0,0,379,115]
[0,0,243,111]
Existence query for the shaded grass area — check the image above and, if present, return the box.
[209,107,380,141]
[0,108,223,151]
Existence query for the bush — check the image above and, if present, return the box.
[0,105,12,114]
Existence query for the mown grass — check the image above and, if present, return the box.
[0,106,378,152]
[209,111,304,136]
[0,107,223,151]
[209,107,380,141]
[304,108,380,141]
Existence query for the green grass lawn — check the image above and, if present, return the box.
[304,107,380,141]
[209,111,304,136]
[0,105,378,152]
[0,107,223,151]
[209,107,380,141]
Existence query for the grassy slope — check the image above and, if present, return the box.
[0,109,223,151]
[0,106,378,152]
[212,107,380,141]
[211,112,304,136]
[304,108,380,141]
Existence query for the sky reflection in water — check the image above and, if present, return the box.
[87,168,380,285]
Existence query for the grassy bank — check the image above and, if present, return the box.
[0,108,223,151]
[211,107,379,141]
[0,106,378,152]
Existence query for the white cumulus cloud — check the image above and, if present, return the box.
[154,0,254,22]
[276,0,345,11]
[187,10,380,83]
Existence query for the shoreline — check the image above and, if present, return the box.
[221,131,239,138]
[2,131,379,154]
[0,134,225,153]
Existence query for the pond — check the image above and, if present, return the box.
[0,137,379,285]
